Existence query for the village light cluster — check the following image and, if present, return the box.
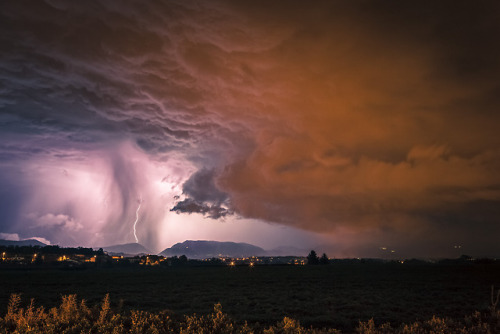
[0,246,310,268]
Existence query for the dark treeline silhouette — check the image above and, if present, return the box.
[0,245,102,256]
[319,253,329,265]
[306,250,330,265]
[306,250,319,265]
[161,255,224,267]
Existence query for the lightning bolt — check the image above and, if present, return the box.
[133,197,142,243]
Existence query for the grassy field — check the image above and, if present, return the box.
[1,263,499,332]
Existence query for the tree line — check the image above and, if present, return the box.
[306,250,329,265]
[0,245,104,256]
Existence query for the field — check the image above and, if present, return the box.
[1,263,500,332]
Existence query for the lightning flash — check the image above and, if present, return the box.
[133,197,143,243]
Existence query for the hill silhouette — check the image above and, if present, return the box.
[101,243,150,256]
[160,240,267,259]
[0,239,47,247]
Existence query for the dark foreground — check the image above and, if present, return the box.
[1,263,500,332]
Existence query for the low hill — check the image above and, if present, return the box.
[0,239,47,247]
[266,246,309,257]
[101,243,150,256]
[159,240,267,259]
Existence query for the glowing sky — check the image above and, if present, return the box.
[1,1,500,257]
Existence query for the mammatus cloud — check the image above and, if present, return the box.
[1,1,500,256]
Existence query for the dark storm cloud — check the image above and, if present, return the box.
[182,168,228,204]
[170,198,230,220]
[1,0,500,255]
[0,0,250,248]
[171,168,231,219]
[0,0,240,159]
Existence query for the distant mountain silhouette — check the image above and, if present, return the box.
[266,246,309,257]
[101,243,150,256]
[0,239,47,247]
[159,240,267,259]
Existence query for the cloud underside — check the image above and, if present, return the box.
[170,198,230,220]
[1,0,500,254]
[170,168,231,219]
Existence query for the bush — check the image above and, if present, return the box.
[2,294,500,333]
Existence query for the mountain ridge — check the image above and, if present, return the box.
[159,240,268,259]
[100,243,150,256]
[0,239,47,247]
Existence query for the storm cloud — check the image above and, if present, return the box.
[1,0,500,256]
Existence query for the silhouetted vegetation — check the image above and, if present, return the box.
[319,253,329,265]
[2,291,500,333]
[307,250,320,265]
[0,245,97,256]
[307,250,330,265]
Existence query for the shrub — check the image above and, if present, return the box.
[2,294,500,333]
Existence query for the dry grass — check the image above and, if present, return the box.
[1,293,500,333]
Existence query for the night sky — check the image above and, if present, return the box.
[1,1,500,257]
